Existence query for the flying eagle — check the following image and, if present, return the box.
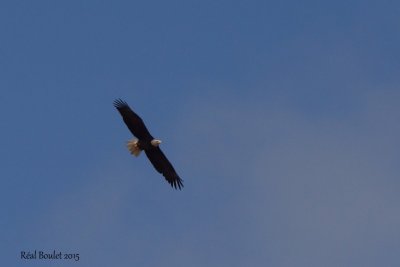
[114,99,183,190]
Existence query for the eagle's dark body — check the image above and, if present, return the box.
[113,99,183,190]
[135,140,154,150]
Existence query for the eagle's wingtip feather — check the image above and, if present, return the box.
[172,177,184,190]
[113,98,127,109]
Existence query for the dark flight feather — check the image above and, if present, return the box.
[113,99,154,141]
[114,99,184,190]
[145,148,184,190]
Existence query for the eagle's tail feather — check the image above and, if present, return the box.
[127,139,141,157]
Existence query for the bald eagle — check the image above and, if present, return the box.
[114,99,183,190]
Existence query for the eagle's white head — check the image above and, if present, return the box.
[151,139,162,147]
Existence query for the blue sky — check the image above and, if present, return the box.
[1,1,400,266]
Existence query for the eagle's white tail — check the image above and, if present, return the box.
[127,139,141,157]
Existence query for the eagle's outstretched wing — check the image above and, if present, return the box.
[145,147,184,190]
[113,99,154,141]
